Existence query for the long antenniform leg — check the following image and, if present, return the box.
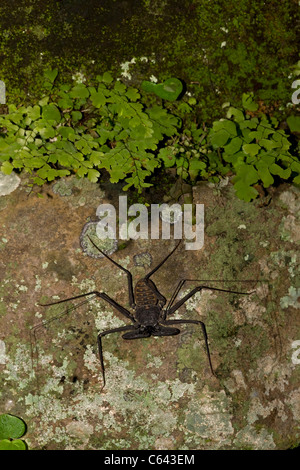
[97,325,136,389]
[144,240,182,281]
[88,236,135,308]
[31,296,101,398]
[142,240,182,307]
[164,285,253,319]
[166,278,257,312]
[38,238,140,387]
[40,290,136,323]
[163,282,255,375]
[39,291,138,389]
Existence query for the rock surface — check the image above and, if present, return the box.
[0,173,299,450]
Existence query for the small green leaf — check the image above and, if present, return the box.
[0,414,26,440]
[269,163,291,179]
[42,104,61,122]
[33,176,46,186]
[286,116,300,133]
[188,97,197,105]
[55,150,71,166]
[77,166,88,177]
[248,130,263,141]
[90,90,106,108]
[226,107,245,122]
[75,138,93,155]
[141,78,183,101]
[234,183,259,202]
[87,169,100,182]
[44,69,58,83]
[242,143,261,157]
[38,96,49,107]
[58,96,73,110]
[58,127,75,139]
[256,162,274,187]
[189,158,206,179]
[1,161,13,175]
[293,174,300,184]
[210,129,231,147]
[0,139,10,152]
[259,138,277,150]
[212,119,237,136]
[90,150,104,165]
[141,81,157,94]
[37,125,56,139]
[125,87,140,102]
[160,78,183,101]
[0,439,27,450]
[189,159,206,170]
[57,169,71,178]
[71,111,82,122]
[177,103,192,114]
[232,164,259,201]
[291,160,300,172]
[37,164,58,180]
[158,147,176,167]
[240,118,259,130]
[242,92,258,111]
[102,72,114,84]
[223,136,243,155]
[26,105,41,121]
[114,81,127,94]
[128,115,141,128]
[69,84,90,99]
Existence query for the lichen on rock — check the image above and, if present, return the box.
[0,171,21,196]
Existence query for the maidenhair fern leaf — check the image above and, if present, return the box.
[0,71,298,202]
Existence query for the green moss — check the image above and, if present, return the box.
[0,301,7,317]
[0,0,298,120]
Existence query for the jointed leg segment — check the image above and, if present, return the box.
[165,284,251,318]
[162,318,215,376]
[162,281,253,375]
[88,236,135,308]
[40,290,136,323]
[97,325,136,389]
